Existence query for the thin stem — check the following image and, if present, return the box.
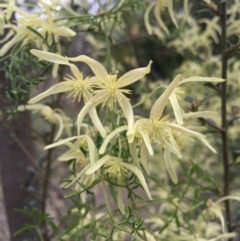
[102,177,115,225]
[220,1,232,234]
[37,228,44,241]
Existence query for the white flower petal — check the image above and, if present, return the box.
[117,187,125,215]
[0,33,21,56]
[85,155,111,175]
[164,149,178,184]
[54,113,64,141]
[44,136,79,149]
[68,55,109,82]
[169,92,183,125]
[30,49,69,65]
[139,130,153,156]
[122,162,152,200]
[199,138,216,153]
[54,26,76,37]
[86,135,97,165]
[65,165,91,188]
[28,82,71,104]
[144,2,155,35]
[179,76,225,85]
[154,3,169,35]
[88,107,106,138]
[169,123,206,139]
[150,74,181,121]
[117,61,152,88]
[99,126,128,154]
[182,111,218,119]
[116,93,134,136]
[167,0,178,29]
[77,93,106,136]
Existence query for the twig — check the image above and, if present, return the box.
[198,117,224,133]
[1,120,42,173]
[220,1,232,235]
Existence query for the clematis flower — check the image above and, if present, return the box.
[67,55,152,136]
[202,196,240,232]
[30,50,106,137]
[169,76,225,125]
[85,155,152,202]
[17,104,70,141]
[0,1,76,77]
[144,0,178,40]
[129,75,218,183]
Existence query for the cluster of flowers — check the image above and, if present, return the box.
[17,48,225,213]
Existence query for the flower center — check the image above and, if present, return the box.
[104,159,127,179]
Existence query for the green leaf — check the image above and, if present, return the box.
[49,221,58,234]
[14,226,31,236]
[14,224,36,236]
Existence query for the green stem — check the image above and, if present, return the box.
[102,177,115,224]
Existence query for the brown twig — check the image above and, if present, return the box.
[220,1,232,236]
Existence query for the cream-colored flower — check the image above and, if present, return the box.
[0,1,76,77]
[144,0,178,40]
[67,55,152,136]
[30,50,106,137]
[85,155,152,200]
[17,104,69,141]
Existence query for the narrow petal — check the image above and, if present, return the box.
[168,131,181,158]
[216,195,240,204]
[0,33,21,56]
[58,151,85,161]
[99,126,128,154]
[169,92,183,125]
[169,123,206,139]
[65,165,91,188]
[28,82,71,104]
[213,233,236,241]
[54,113,64,141]
[167,0,178,29]
[150,74,181,121]
[144,2,155,35]
[77,92,106,135]
[86,135,98,165]
[128,142,141,169]
[182,111,218,119]
[83,91,106,137]
[179,76,225,85]
[17,104,43,112]
[88,108,107,138]
[85,155,111,175]
[139,130,153,155]
[117,187,125,215]
[164,149,178,184]
[139,142,150,175]
[184,0,189,21]
[164,140,181,158]
[199,138,216,153]
[0,30,14,43]
[116,93,134,136]
[122,162,152,200]
[30,49,69,65]
[68,55,109,83]
[154,3,169,35]
[54,26,76,37]
[117,61,152,88]
[44,136,79,149]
